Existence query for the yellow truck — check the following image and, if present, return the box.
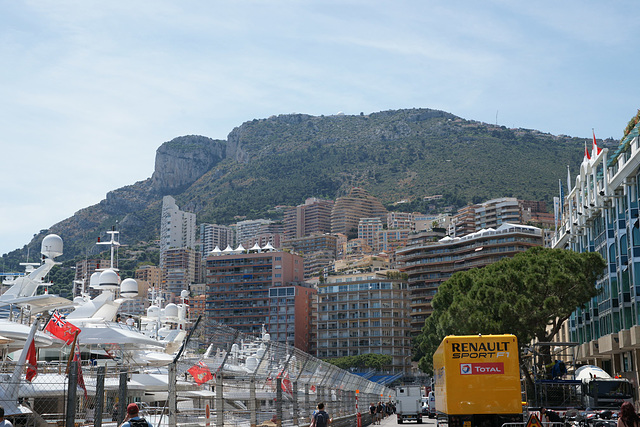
[433,334,523,427]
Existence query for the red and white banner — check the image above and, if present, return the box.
[26,338,37,382]
[188,361,213,385]
[73,340,88,399]
[44,310,81,345]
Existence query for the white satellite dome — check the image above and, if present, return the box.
[99,269,120,289]
[41,234,63,259]
[180,290,190,299]
[231,343,240,357]
[89,272,101,289]
[246,356,258,372]
[164,303,179,318]
[120,278,138,298]
[73,296,85,305]
[147,305,160,317]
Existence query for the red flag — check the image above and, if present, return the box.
[73,340,88,399]
[584,140,591,160]
[187,361,213,385]
[593,130,602,155]
[44,310,81,345]
[280,373,293,395]
[26,338,37,382]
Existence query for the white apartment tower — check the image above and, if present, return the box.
[160,195,197,266]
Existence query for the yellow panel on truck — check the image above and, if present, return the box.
[434,334,523,427]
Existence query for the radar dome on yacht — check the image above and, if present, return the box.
[180,290,190,299]
[147,305,160,317]
[165,303,179,318]
[246,356,258,372]
[120,278,138,298]
[263,332,271,341]
[99,269,120,289]
[41,234,63,259]
[89,271,101,289]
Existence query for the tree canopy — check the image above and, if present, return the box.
[414,247,605,374]
[324,354,392,371]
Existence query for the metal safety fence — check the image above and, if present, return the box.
[3,317,393,427]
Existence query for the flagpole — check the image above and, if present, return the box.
[66,330,80,375]
[9,317,40,402]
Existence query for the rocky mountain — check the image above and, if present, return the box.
[2,108,610,267]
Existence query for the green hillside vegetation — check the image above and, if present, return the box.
[1,108,609,269]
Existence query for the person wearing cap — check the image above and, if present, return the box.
[121,403,152,427]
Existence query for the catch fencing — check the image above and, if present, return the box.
[5,317,393,427]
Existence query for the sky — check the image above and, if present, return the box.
[1,0,639,257]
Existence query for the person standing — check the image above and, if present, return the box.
[618,402,640,427]
[0,406,13,427]
[310,402,332,427]
[120,403,153,427]
[126,315,135,328]
[376,401,383,425]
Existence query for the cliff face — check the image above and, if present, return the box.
[151,135,227,193]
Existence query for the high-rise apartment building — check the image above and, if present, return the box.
[284,198,334,240]
[377,229,411,254]
[358,217,384,249]
[474,197,521,230]
[234,219,279,247]
[331,188,387,238]
[163,248,199,303]
[313,271,412,373]
[205,250,311,350]
[282,233,338,279]
[387,212,414,230]
[450,198,552,237]
[200,223,234,257]
[397,223,543,334]
[160,196,197,302]
[160,196,196,253]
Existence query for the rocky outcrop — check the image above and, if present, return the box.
[151,135,226,193]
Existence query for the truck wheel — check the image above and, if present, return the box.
[417,418,423,424]
[398,417,403,424]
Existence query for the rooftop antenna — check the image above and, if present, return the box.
[97,225,120,270]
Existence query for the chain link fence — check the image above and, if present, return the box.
[4,317,393,427]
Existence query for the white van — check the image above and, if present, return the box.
[427,391,436,418]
